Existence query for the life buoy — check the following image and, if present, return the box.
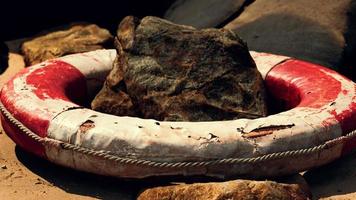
[0,49,355,179]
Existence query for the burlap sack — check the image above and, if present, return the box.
[165,0,247,28]
[225,0,356,75]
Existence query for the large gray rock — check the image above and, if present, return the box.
[92,16,267,121]
[165,0,248,28]
[137,179,311,200]
[225,0,356,71]
[21,24,113,65]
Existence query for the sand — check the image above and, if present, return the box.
[0,53,355,200]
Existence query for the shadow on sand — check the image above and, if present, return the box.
[15,145,356,199]
[15,146,140,200]
[303,150,356,199]
[14,145,223,199]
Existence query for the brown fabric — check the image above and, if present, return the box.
[164,0,247,28]
[225,0,356,71]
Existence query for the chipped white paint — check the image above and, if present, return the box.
[59,49,116,77]
[319,67,355,115]
[3,62,78,119]
[59,49,116,97]
[250,51,290,79]
[47,106,342,160]
[2,49,116,121]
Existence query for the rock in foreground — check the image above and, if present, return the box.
[137,179,311,200]
[92,16,267,121]
[22,24,113,65]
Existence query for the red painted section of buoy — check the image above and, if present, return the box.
[1,68,51,138]
[0,61,87,157]
[26,60,88,104]
[266,59,341,110]
[0,114,46,157]
[265,59,356,155]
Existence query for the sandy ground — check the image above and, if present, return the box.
[0,53,355,200]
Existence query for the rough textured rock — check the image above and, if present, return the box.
[137,179,311,200]
[321,193,356,200]
[224,0,356,72]
[21,24,113,65]
[164,0,248,28]
[92,16,267,121]
[0,41,9,74]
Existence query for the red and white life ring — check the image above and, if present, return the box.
[0,49,355,179]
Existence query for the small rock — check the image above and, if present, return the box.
[0,41,9,73]
[321,192,356,200]
[92,16,267,121]
[1,164,7,169]
[164,0,248,28]
[35,178,44,185]
[21,24,113,65]
[4,172,15,180]
[137,179,311,200]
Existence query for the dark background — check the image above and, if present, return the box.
[0,0,175,40]
[0,1,355,80]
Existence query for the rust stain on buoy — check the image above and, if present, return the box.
[79,120,95,133]
[243,124,295,138]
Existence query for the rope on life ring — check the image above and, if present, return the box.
[1,101,355,168]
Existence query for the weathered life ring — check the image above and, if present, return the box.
[0,49,355,179]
